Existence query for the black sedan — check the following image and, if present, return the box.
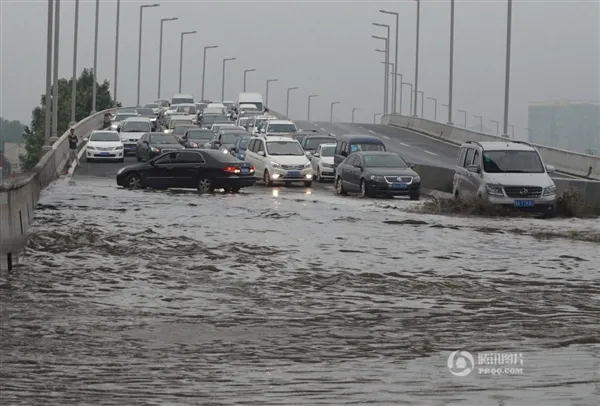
[117,149,256,193]
[180,128,214,148]
[136,133,183,161]
[334,151,421,200]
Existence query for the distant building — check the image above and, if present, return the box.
[2,143,25,173]
[528,100,600,155]
[1,152,11,177]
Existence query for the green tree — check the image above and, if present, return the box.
[19,68,114,170]
[0,117,25,152]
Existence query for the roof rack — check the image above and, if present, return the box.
[465,141,483,148]
[511,140,533,147]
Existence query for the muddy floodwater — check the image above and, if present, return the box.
[1,175,599,405]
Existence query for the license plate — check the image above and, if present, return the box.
[287,171,300,176]
[99,152,110,156]
[391,183,408,189]
[241,168,249,174]
[514,200,535,208]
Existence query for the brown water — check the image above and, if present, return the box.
[1,176,599,405]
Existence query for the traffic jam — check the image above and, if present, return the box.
[85,91,421,199]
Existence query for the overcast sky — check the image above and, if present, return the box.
[1,0,599,140]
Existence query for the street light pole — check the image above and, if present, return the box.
[374,113,383,124]
[330,101,340,122]
[307,94,318,121]
[417,90,424,118]
[427,97,437,121]
[402,82,413,116]
[113,0,120,106]
[380,10,399,114]
[51,0,60,139]
[178,30,197,93]
[157,17,178,99]
[473,115,483,132]
[44,0,53,142]
[221,57,236,101]
[243,69,256,92]
[390,71,403,115]
[491,120,499,135]
[265,79,278,107]
[137,3,160,106]
[71,0,79,122]
[447,0,455,125]
[352,108,360,123]
[372,35,390,114]
[457,109,467,128]
[502,0,513,137]
[286,87,298,118]
[201,45,218,100]
[413,0,421,117]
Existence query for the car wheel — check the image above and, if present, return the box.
[304,181,312,188]
[360,179,371,198]
[197,177,214,194]
[410,193,420,201]
[335,176,347,196]
[317,168,324,183]
[263,170,273,187]
[126,173,143,189]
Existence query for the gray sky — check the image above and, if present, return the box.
[1,0,599,140]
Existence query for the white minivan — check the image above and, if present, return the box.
[237,92,264,112]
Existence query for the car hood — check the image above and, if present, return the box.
[88,141,122,148]
[120,131,147,140]
[366,167,419,177]
[150,143,183,150]
[318,156,334,165]
[270,155,310,166]
[120,162,152,174]
[483,172,554,187]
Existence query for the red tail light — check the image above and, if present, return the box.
[249,167,255,172]
[223,166,241,174]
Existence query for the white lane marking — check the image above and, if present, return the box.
[382,135,390,140]
[399,142,410,147]
[368,130,376,134]
[424,150,438,156]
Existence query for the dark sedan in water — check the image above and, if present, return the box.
[334,151,421,199]
[116,149,256,193]
[136,133,184,161]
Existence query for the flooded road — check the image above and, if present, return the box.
[1,161,599,405]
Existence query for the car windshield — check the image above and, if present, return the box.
[173,126,195,135]
[89,132,120,142]
[268,123,297,133]
[239,138,250,149]
[171,119,192,127]
[267,141,304,156]
[196,103,208,109]
[114,113,137,121]
[145,103,159,108]
[320,146,335,157]
[220,134,244,145]
[121,121,151,132]
[292,134,308,143]
[223,102,235,108]
[177,105,196,114]
[483,150,545,173]
[305,137,334,150]
[188,130,214,140]
[363,154,408,168]
[150,135,178,144]
[349,143,385,152]
[136,108,154,116]
[172,97,194,105]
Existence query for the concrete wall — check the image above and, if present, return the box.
[0,109,115,270]
[383,114,600,179]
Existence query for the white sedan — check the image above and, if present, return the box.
[311,143,336,182]
[85,130,124,162]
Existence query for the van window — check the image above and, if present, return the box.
[463,148,475,167]
[472,150,480,166]
[335,142,342,155]
[458,147,467,166]
[349,142,385,152]
[248,139,257,152]
[340,142,348,156]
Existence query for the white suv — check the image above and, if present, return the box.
[245,136,313,187]
[256,119,298,136]
[452,141,557,214]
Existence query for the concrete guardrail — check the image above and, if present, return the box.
[382,114,600,180]
[1,108,116,270]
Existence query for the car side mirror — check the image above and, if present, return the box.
[230,147,237,153]
[546,165,555,173]
[116,127,120,132]
[341,151,348,157]
[313,153,320,158]
[467,165,480,173]
[257,151,265,157]
[408,163,415,168]
[356,164,363,171]
[143,140,149,144]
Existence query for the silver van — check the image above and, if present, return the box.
[452,141,557,214]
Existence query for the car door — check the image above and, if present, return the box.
[245,139,258,168]
[334,141,347,170]
[461,148,477,197]
[311,145,322,171]
[341,155,357,191]
[145,153,176,188]
[255,139,267,173]
[470,149,483,196]
[173,151,206,188]
[137,134,147,159]
[349,155,364,188]
[453,147,467,194]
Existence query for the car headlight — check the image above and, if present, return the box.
[412,175,421,183]
[239,154,245,159]
[304,161,311,168]
[486,184,504,196]
[222,148,229,154]
[189,142,198,148]
[543,185,556,196]
[115,146,123,150]
[270,161,281,168]
[87,145,96,150]
[164,130,169,133]
[370,175,384,181]
[121,137,128,142]
[151,147,160,152]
